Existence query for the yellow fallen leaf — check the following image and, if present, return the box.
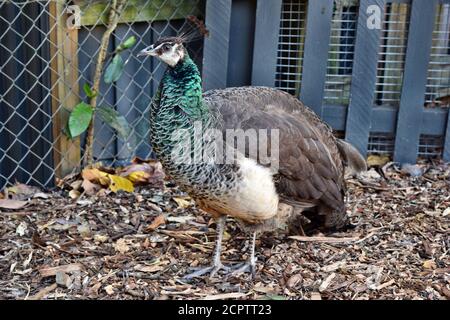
[108,174,134,193]
[119,161,165,186]
[423,260,436,270]
[173,196,192,208]
[127,170,150,184]
[82,168,110,186]
[367,155,390,167]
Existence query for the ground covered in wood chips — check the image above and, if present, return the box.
[0,162,449,300]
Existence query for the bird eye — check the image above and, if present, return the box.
[163,44,171,51]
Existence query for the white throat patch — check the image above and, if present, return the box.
[160,43,184,67]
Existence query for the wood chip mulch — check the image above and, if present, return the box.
[0,162,449,300]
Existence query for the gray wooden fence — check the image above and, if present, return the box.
[202,0,450,163]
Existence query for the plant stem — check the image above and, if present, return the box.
[83,0,127,166]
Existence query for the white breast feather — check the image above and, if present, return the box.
[233,157,279,221]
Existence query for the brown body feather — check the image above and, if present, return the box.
[204,86,365,230]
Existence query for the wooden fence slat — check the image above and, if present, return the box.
[393,0,437,163]
[251,0,282,86]
[202,0,232,91]
[323,105,448,136]
[345,0,385,157]
[443,111,450,162]
[49,2,81,178]
[299,0,334,117]
[73,0,202,26]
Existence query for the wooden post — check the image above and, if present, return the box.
[202,0,232,91]
[345,0,385,157]
[49,1,81,178]
[251,0,282,86]
[393,0,437,163]
[299,0,334,117]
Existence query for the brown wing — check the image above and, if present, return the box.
[204,86,346,225]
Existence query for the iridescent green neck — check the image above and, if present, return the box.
[150,54,212,162]
[161,55,209,121]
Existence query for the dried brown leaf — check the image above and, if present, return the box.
[81,179,101,196]
[39,263,83,277]
[113,238,130,254]
[173,196,193,209]
[0,199,28,210]
[6,183,40,200]
[145,214,166,232]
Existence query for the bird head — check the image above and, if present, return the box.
[138,36,186,67]
[138,16,209,68]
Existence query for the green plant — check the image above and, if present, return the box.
[67,35,136,139]
[65,0,134,166]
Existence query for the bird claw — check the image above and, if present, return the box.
[183,263,231,279]
[228,258,257,279]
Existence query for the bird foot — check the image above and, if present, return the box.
[183,263,231,279]
[229,258,257,278]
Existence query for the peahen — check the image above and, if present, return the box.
[138,36,366,278]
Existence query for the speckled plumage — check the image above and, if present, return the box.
[150,53,365,231]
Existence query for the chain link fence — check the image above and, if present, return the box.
[2,0,450,190]
[0,0,205,190]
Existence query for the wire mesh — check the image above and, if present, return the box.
[323,0,358,105]
[425,3,450,108]
[368,132,395,156]
[274,0,307,96]
[418,134,444,158]
[419,3,450,159]
[374,2,410,107]
[0,0,205,190]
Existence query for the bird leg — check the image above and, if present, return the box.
[230,231,257,278]
[183,215,230,279]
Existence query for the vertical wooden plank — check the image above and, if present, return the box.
[228,0,257,87]
[299,0,334,117]
[49,2,81,178]
[202,0,232,90]
[251,0,282,86]
[444,110,450,162]
[393,0,437,163]
[345,0,385,157]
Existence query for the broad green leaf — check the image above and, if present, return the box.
[68,102,93,137]
[97,105,131,139]
[118,36,136,51]
[83,83,96,98]
[104,54,124,84]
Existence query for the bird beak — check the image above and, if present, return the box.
[137,45,157,57]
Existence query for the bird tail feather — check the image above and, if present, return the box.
[336,140,367,173]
